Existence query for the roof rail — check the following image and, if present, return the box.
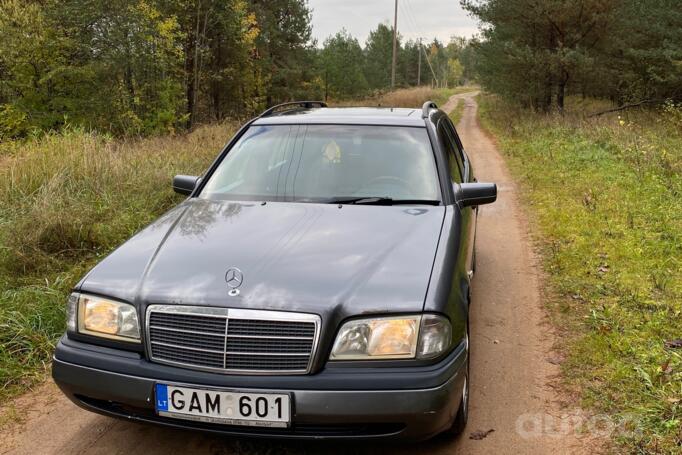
[421,101,438,118]
[260,101,328,117]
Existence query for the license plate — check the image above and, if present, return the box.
[155,384,291,427]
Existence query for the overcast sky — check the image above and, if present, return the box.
[307,0,479,46]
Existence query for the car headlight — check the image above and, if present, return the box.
[67,293,141,343]
[330,314,451,360]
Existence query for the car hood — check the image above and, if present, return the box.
[80,199,445,318]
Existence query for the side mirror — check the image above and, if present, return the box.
[456,182,497,207]
[173,175,200,196]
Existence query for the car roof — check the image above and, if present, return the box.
[252,107,428,127]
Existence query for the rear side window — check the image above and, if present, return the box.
[446,120,466,176]
[438,121,463,183]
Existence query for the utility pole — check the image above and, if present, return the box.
[391,0,398,89]
[417,38,422,86]
[325,68,329,102]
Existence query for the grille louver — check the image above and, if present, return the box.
[146,306,320,375]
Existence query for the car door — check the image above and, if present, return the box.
[438,119,476,285]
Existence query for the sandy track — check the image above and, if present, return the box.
[1,93,593,455]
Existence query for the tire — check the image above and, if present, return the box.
[443,328,469,437]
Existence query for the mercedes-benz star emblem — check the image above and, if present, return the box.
[225,268,243,296]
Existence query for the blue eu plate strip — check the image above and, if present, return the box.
[155,384,169,411]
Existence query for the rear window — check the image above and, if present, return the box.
[200,125,440,203]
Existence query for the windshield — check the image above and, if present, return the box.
[199,124,441,203]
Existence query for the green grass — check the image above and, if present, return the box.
[0,123,235,400]
[478,95,682,453]
[448,98,466,125]
[432,85,479,107]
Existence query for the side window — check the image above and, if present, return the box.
[438,120,463,183]
[444,120,466,178]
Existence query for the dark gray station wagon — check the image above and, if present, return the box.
[52,101,497,440]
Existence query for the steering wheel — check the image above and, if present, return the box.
[360,176,415,195]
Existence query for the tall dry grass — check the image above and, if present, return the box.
[0,122,235,398]
[329,86,477,109]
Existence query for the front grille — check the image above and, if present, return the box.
[146,306,320,374]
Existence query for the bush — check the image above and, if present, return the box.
[0,104,30,140]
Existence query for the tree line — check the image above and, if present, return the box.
[0,0,472,139]
[0,0,315,137]
[318,25,473,100]
[2,0,679,138]
[462,0,682,112]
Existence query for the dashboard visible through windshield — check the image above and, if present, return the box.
[199,124,441,204]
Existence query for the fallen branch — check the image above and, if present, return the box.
[588,99,661,118]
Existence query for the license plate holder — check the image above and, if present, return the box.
[155,383,291,428]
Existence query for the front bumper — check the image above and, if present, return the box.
[52,336,467,440]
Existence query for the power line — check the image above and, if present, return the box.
[398,0,421,41]
[404,0,426,39]
[397,0,438,87]
[397,0,426,85]
[421,43,438,86]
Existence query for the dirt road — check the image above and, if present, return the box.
[1,93,594,455]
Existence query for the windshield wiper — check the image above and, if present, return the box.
[327,197,440,206]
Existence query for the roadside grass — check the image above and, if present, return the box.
[449,99,466,126]
[478,95,682,453]
[0,123,235,400]
[330,86,476,109]
[431,86,479,107]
